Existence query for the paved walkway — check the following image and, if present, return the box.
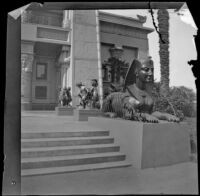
[21,111,198,195]
[21,110,102,132]
[22,162,198,195]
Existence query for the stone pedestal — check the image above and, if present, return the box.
[55,106,75,116]
[88,117,191,169]
[74,109,102,121]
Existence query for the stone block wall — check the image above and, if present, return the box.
[72,10,99,105]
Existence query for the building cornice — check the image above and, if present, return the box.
[41,2,184,10]
[99,11,154,34]
[99,11,143,24]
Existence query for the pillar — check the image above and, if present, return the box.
[62,10,70,28]
[21,49,34,110]
[58,45,71,89]
[55,64,61,104]
[95,10,103,108]
[71,10,100,106]
[61,62,70,89]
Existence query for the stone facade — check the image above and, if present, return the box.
[21,10,153,110]
[71,10,100,106]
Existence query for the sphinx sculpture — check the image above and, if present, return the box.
[102,57,180,123]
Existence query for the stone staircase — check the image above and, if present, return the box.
[21,130,131,176]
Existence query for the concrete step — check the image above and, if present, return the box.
[21,152,126,169]
[21,161,132,176]
[21,144,120,158]
[21,130,109,139]
[21,136,114,148]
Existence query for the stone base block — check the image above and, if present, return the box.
[21,102,32,110]
[55,106,75,116]
[32,103,56,110]
[88,117,191,169]
[74,109,102,121]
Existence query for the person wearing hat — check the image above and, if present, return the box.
[76,82,83,89]
[76,82,89,109]
[65,87,72,106]
[90,79,100,109]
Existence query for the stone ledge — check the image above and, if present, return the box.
[21,102,32,111]
[55,106,75,116]
[31,103,56,110]
[88,117,191,169]
[73,109,102,121]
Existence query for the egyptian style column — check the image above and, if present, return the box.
[21,53,34,110]
[62,10,70,28]
[55,63,61,104]
[58,45,71,89]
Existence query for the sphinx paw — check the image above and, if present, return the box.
[141,113,159,123]
[167,115,180,123]
[104,112,117,118]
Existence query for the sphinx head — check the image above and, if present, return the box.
[135,57,154,83]
[124,57,154,88]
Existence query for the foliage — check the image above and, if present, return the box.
[103,57,129,83]
[152,82,196,119]
[102,57,129,98]
[103,83,124,99]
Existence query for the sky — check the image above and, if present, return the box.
[101,6,197,92]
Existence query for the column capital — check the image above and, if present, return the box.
[21,41,35,54]
[58,45,71,65]
[62,10,71,28]
[61,45,70,52]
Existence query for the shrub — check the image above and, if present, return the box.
[152,82,196,118]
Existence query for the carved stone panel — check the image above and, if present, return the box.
[21,53,34,72]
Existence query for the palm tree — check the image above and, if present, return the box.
[157,8,170,97]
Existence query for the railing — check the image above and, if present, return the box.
[22,10,70,28]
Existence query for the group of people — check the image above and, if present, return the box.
[76,79,100,109]
[58,79,100,109]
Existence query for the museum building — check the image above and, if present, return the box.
[21,10,153,110]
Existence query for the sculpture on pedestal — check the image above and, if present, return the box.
[102,57,180,123]
[76,82,90,109]
[59,87,72,107]
[76,80,100,110]
[89,79,100,109]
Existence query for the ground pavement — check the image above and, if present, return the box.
[21,111,198,195]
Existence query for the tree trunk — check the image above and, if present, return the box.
[157,9,170,97]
